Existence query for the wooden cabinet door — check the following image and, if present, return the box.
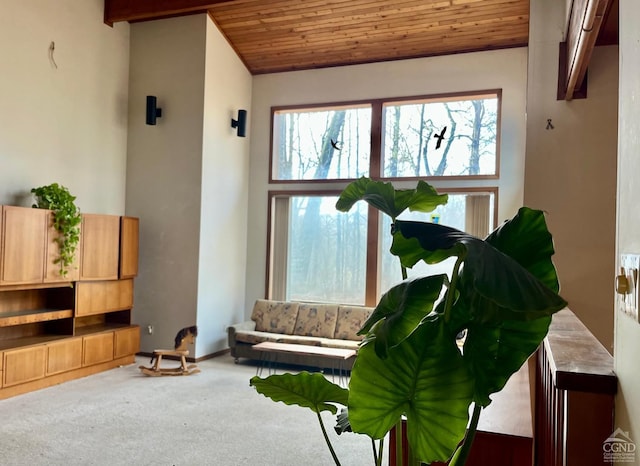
[46,338,82,375]
[114,326,140,359]
[75,279,133,317]
[82,333,114,366]
[119,217,139,279]
[80,214,120,281]
[1,206,47,285]
[44,211,80,282]
[4,346,46,387]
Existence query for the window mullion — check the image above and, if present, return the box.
[365,206,379,307]
[369,101,383,179]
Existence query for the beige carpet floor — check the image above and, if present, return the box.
[0,355,387,466]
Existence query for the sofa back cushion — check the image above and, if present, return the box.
[294,303,339,338]
[251,300,299,334]
[334,305,373,341]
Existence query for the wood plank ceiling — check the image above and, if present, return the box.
[208,0,530,74]
[105,0,618,76]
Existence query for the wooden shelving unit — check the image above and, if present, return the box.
[0,308,73,327]
[0,205,140,399]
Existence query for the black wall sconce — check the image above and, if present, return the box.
[146,96,162,125]
[231,109,247,137]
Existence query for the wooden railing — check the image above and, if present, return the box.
[535,308,617,466]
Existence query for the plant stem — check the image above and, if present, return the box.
[443,255,464,323]
[371,438,377,464]
[376,438,384,466]
[448,403,482,466]
[316,411,342,466]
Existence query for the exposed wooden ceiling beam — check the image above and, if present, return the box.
[104,0,235,25]
[562,0,612,100]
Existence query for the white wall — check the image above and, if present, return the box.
[525,0,618,351]
[0,0,129,213]
[246,48,529,314]
[196,20,252,355]
[615,0,640,459]
[126,15,251,357]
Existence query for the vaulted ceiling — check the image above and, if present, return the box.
[105,0,618,76]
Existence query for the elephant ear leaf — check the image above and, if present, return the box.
[336,177,447,219]
[349,316,473,464]
[359,275,447,357]
[464,315,552,406]
[460,207,566,405]
[391,222,467,268]
[250,372,348,414]
[393,220,567,321]
[393,208,566,406]
[485,207,561,292]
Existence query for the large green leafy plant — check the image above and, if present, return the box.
[251,178,567,465]
[31,183,81,277]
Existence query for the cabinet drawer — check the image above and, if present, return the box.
[4,346,46,387]
[83,333,114,366]
[76,279,134,316]
[114,327,140,359]
[47,338,83,376]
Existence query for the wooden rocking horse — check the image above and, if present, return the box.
[139,325,201,376]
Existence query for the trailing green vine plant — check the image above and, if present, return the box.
[251,178,567,465]
[31,183,81,278]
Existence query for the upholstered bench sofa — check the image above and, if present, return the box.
[228,299,373,370]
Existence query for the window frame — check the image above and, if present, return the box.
[266,187,499,306]
[269,89,502,184]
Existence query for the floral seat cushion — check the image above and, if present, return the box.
[251,299,299,335]
[333,305,373,341]
[293,303,339,338]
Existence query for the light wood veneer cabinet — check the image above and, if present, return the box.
[44,211,80,283]
[46,338,83,376]
[119,217,139,279]
[4,346,46,387]
[0,206,140,399]
[80,214,120,281]
[0,206,81,285]
[115,327,140,359]
[75,279,133,317]
[82,333,115,366]
[1,206,47,285]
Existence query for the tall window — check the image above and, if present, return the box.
[270,194,368,305]
[268,91,501,305]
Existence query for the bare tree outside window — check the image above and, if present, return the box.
[272,106,371,180]
[382,96,498,178]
